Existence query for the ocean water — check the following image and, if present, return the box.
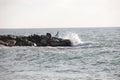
[0,28,120,80]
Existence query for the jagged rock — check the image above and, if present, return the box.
[46,33,51,39]
[51,37,61,42]
[28,34,42,46]
[0,39,16,46]
[7,35,16,39]
[15,37,36,46]
[0,35,16,41]
[0,40,7,46]
[40,38,48,46]
[6,40,16,46]
[0,33,72,47]
[50,39,71,46]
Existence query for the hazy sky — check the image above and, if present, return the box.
[0,0,120,28]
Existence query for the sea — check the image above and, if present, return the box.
[0,27,120,80]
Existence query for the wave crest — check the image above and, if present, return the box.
[63,32,83,46]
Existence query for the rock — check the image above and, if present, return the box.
[46,33,51,39]
[0,33,72,47]
[0,35,16,41]
[33,43,37,46]
[50,39,71,46]
[6,40,16,46]
[38,33,52,46]
[0,40,7,46]
[25,41,36,46]
[15,37,36,46]
[51,37,61,42]
[7,35,16,39]
[40,38,48,46]
[28,34,42,46]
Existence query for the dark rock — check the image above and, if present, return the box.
[0,40,7,46]
[40,38,48,46]
[15,37,36,46]
[28,34,42,46]
[6,40,16,46]
[0,33,72,47]
[50,39,71,46]
[46,33,51,39]
[0,35,16,41]
[51,37,61,42]
[8,35,16,39]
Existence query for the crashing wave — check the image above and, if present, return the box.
[63,32,92,47]
[63,32,83,46]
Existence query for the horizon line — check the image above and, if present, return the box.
[0,26,120,29]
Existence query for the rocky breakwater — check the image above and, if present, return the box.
[0,33,71,47]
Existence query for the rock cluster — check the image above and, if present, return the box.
[0,33,71,47]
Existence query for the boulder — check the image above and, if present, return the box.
[0,33,72,47]
[6,40,16,46]
[46,33,51,39]
[40,39,48,46]
[0,35,16,41]
[0,40,8,46]
[50,39,71,46]
[15,37,36,46]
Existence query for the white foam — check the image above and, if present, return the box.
[63,32,83,46]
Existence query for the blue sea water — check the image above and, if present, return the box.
[0,27,120,80]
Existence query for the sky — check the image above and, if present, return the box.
[0,0,120,28]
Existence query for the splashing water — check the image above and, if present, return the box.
[63,32,83,46]
[0,28,119,80]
